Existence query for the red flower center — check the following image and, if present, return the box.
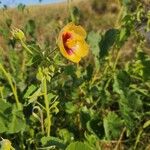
[62,32,74,55]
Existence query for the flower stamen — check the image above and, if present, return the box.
[62,32,74,55]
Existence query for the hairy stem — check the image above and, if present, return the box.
[21,40,33,54]
[43,78,51,137]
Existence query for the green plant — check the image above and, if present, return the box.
[0,0,150,149]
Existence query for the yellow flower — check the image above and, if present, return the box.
[58,23,89,63]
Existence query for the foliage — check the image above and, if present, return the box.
[0,0,150,149]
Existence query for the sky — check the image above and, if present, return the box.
[0,0,66,7]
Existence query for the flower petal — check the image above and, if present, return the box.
[73,41,89,57]
[63,22,87,38]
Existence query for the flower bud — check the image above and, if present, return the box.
[11,28,26,41]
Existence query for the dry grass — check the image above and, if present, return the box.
[0,0,120,28]
[0,0,120,49]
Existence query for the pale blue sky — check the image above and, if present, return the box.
[0,0,66,7]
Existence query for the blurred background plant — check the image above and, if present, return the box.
[0,0,150,149]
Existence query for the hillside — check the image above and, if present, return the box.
[0,0,120,48]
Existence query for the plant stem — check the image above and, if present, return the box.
[0,64,20,109]
[113,50,121,71]
[43,78,51,137]
[114,127,126,150]
[21,40,33,54]
[68,0,74,23]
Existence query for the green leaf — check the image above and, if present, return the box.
[28,87,42,104]
[47,93,56,100]
[113,70,131,98]
[50,101,59,114]
[58,128,74,143]
[103,112,124,140]
[41,136,66,149]
[87,118,104,138]
[87,31,101,57]
[118,27,131,46]
[24,84,37,99]
[0,99,11,113]
[84,133,99,149]
[113,72,143,135]
[36,67,43,81]
[87,31,101,67]
[0,118,7,133]
[116,70,130,89]
[65,102,78,114]
[80,111,90,129]
[143,120,150,129]
[138,52,150,80]
[86,64,94,81]
[66,142,92,150]
[99,29,119,58]
[0,101,26,133]
[8,105,26,133]
[0,100,12,133]
[64,65,76,75]
[113,74,125,97]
